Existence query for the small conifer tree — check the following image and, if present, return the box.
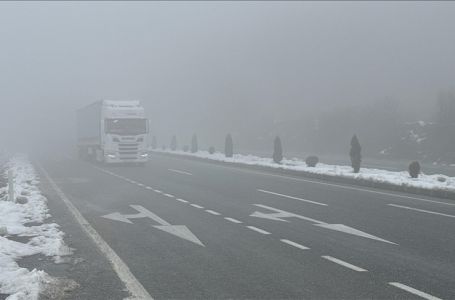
[191,134,198,153]
[273,136,283,164]
[170,135,177,151]
[350,135,362,173]
[225,134,234,158]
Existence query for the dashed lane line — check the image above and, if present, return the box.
[176,198,189,203]
[280,239,309,250]
[388,204,455,219]
[163,193,175,198]
[168,169,193,176]
[224,217,243,224]
[388,282,442,300]
[205,210,221,216]
[321,256,367,272]
[190,204,204,209]
[246,226,271,235]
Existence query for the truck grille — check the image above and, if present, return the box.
[118,143,139,157]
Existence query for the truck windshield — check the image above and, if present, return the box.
[105,119,148,135]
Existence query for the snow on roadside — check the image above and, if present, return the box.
[0,155,76,300]
[153,149,455,193]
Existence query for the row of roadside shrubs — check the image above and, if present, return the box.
[150,134,423,179]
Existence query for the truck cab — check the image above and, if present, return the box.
[78,100,149,164]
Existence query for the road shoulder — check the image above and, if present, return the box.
[33,163,129,300]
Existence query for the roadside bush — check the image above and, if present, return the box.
[273,136,283,164]
[305,156,319,167]
[437,176,446,183]
[225,134,234,158]
[350,135,362,173]
[208,146,215,154]
[191,134,198,153]
[409,161,421,178]
[170,135,177,151]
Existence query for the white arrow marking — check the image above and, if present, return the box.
[102,212,134,224]
[314,224,397,245]
[154,225,204,246]
[251,204,397,245]
[102,205,204,247]
[257,189,327,206]
[251,204,325,224]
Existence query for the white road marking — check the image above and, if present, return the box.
[388,204,455,219]
[253,204,397,244]
[168,169,193,176]
[280,239,309,250]
[205,210,221,216]
[257,189,327,206]
[246,226,271,235]
[314,223,397,245]
[190,204,204,209]
[102,205,205,247]
[199,163,455,206]
[137,183,145,187]
[163,193,174,198]
[176,198,189,203]
[321,256,367,272]
[389,282,442,300]
[39,165,153,300]
[154,190,163,194]
[224,217,243,224]
[146,187,154,190]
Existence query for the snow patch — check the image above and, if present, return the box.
[153,149,455,193]
[0,155,76,299]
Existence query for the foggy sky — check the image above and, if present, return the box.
[1,1,455,153]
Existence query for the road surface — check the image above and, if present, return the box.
[36,152,455,299]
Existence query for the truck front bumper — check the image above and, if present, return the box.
[104,153,148,164]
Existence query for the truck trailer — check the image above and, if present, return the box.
[77,100,149,164]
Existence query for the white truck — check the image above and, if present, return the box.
[77,100,149,164]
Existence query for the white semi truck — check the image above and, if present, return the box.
[77,100,149,164]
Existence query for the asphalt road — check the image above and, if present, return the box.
[37,152,455,299]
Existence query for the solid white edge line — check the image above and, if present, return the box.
[168,169,193,176]
[190,204,204,209]
[257,189,327,206]
[205,210,221,215]
[388,204,455,219]
[280,239,309,250]
[38,164,152,300]
[224,217,242,224]
[246,226,271,235]
[321,256,367,272]
[389,282,442,300]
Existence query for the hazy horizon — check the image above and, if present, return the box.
[1,1,454,155]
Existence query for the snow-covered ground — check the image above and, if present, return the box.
[153,149,455,194]
[0,155,75,299]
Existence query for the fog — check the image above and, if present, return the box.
[1,2,455,159]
